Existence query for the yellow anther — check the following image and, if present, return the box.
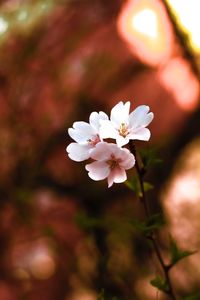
[119,123,128,137]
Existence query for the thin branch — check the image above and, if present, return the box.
[129,141,177,300]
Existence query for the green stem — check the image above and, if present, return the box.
[129,141,177,300]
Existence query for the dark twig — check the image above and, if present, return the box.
[129,141,177,300]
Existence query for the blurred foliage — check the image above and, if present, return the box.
[169,237,197,266]
[150,275,169,293]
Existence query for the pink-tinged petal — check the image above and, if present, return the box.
[129,128,151,141]
[89,111,108,131]
[113,167,127,183]
[99,120,118,139]
[106,143,122,156]
[117,147,131,159]
[90,142,112,161]
[85,161,110,181]
[116,135,129,147]
[107,172,115,187]
[66,143,91,161]
[119,151,135,169]
[107,167,127,187]
[129,105,153,129]
[110,101,130,126]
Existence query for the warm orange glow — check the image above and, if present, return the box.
[70,291,96,300]
[163,139,200,249]
[166,0,200,53]
[158,57,199,111]
[30,249,56,280]
[117,0,173,66]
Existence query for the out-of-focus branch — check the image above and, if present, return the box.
[161,0,200,79]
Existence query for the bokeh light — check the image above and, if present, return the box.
[117,0,173,66]
[162,138,200,292]
[158,57,200,111]
[0,17,8,34]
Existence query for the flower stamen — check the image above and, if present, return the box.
[119,123,129,138]
[87,134,101,146]
[107,155,122,170]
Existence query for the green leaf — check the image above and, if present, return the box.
[146,213,165,231]
[150,276,169,292]
[126,178,153,198]
[170,238,197,266]
[130,214,164,235]
[125,176,141,197]
[143,181,154,192]
[139,148,163,169]
[130,218,148,232]
[97,289,105,300]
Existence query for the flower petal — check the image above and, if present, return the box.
[68,128,85,143]
[73,121,95,133]
[129,128,151,141]
[89,111,108,131]
[129,105,153,129]
[107,167,127,187]
[85,161,110,181]
[68,121,95,143]
[110,101,130,126]
[116,135,129,147]
[119,150,135,169]
[90,142,112,161]
[99,120,118,139]
[113,168,127,183]
[66,143,91,161]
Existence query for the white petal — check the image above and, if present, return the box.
[99,120,118,139]
[110,101,130,126]
[73,121,95,133]
[90,142,112,161]
[85,161,110,181]
[129,128,151,141]
[116,135,129,147]
[66,143,91,161]
[89,111,108,131]
[129,105,153,129]
[68,128,85,143]
[68,121,95,143]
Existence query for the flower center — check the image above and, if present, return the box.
[87,134,101,146]
[107,154,121,170]
[119,123,129,138]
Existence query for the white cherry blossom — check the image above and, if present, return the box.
[99,101,154,147]
[66,111,108,161]
[85,142,135,187]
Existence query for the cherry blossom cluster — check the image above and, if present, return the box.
[66,101,154,187]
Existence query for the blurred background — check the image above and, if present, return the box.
[0,0,200,299]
